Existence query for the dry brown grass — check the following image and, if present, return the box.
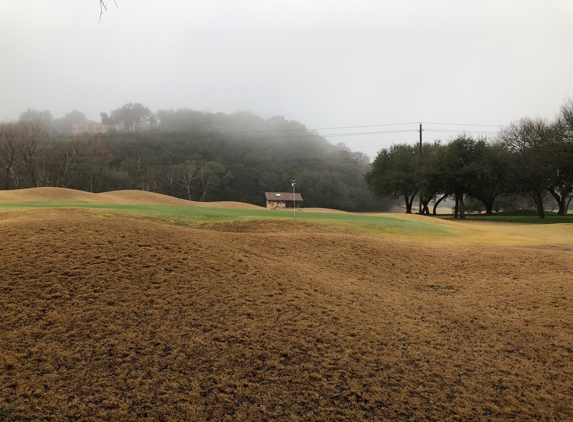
[0,187,263,209]
[0,188,100,204]
[1,195,573,420]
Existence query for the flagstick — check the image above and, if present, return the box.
[291,178,296,217]
[293,184,296,217]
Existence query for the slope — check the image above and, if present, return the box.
[1,208,572,420]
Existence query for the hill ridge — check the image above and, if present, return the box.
[0,187,263,208]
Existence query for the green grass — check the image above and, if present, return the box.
[0,201,453,237]
[464,210,573,224]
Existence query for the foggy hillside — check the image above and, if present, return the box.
[0,108,395,211]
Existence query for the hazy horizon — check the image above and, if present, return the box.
[2,0,572,158]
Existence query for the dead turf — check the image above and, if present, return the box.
[1,207,573,421]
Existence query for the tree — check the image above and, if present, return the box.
[499,118,553,218]
[48,138,84,188]
[224,163,265,205]
[158,165,179,197]
[298,171,352,210]
[51,110,87,134]
[101,103,156,132]
[417,141,450,215]
[157,109,204,132]
[81,141,113,192]
[13,121,50,187]
[440,135,487,219]
[365,144,419,213]
[0,123,21,190]
[466,141,510,215]
[120,156,151,191]
[177,162,199,200]
[196,162,232,202]
[546,100,573,215]
[18,109,53,127]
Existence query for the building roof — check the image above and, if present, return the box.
[265,192,303,202]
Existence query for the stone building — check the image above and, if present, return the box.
[71,120,102,134]
[265,192,303,210]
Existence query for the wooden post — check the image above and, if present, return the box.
[419,123,423,215]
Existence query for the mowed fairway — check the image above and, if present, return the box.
[1,189,572,420]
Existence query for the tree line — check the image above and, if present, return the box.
[365,100,573,218]
[0,107,393,212]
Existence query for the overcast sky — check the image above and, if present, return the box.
[2,0,572,158]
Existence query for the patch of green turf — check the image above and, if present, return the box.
[492,209,553,217]
[0,201,453,236]
[465,211,573,224]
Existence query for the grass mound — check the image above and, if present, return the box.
[0,187,100,203]
[96,190,196,205]
[1,208,573,420]
[0,187,265,209]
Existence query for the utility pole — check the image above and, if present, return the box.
[419,122,423,215]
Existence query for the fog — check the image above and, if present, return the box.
[2,0,572,158]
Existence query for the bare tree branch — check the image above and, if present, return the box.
[99,0,118,23]
[99,1,108,23]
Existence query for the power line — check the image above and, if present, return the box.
[42,156,368,166]
[312,122,420,131]
[20,127,497,143]
[320,129,417,137]
[201,122,421,133]
[1,129,420,143]
[0,121,507,146]
[1,120,507,136]
[421,121,508,128]
[423,129,498,135]
[312,121,507,133]
[11,121,421,137]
